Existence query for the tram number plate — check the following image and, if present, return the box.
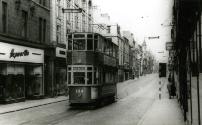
[75,88,84,97]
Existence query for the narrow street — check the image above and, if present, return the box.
[0,74,163,125]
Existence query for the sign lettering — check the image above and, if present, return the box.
[10,49,29,58]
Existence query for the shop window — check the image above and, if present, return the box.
[25,65,43,97]
[73,72,85,84]
[87,39,93,50]
[56,68,66,95]
[87,72,92,84]
[4,64,25,99]
[0,63,6,98]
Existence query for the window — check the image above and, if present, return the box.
[21,10,28,38]
[68,40,72,50]
[43,0,46,6]
[75,14,79,29]
[107,26,111,33]
[87,72,92,84]
[39,0,46,6]
[68,72,71,84]
[73,72,85,84]
[39,18,43,42]
[87,39,93,50]
[39,17,46,42]
[73,39,85,50]
[43,19,46,42]
[2,2,7,33]
[56,25,61,43]
[82,14,86,32]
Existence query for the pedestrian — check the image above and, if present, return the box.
[167,73,176,99]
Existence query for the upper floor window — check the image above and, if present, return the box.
[39,0,46,6]
[56,25,61,43]
[2,2,7,33]
[107,26,111,34]
[21,10,28,38]
[39,17,46,43]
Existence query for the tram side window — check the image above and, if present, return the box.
[87,72,92,84]
[73,72,85,84]
[73,39,85,50]
[87,39,93,50]
[68,40,72,50]
[94,39,98,51]
[68,72,71,84]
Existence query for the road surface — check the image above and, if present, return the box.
[0,74,162,125]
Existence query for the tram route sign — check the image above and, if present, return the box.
[159,63,167,77]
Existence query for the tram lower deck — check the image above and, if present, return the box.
[68,65,117,105]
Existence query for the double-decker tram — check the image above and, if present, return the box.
[67,33,118,106]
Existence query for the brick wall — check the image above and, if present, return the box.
[0,0,50,45]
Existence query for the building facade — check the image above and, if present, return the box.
[49,0,68,96]
[172,0,202,124]
[0,0,50,103]
[66,0,93,33]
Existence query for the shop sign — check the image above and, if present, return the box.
[10,49,29,58]
[0,42,44,63]
[166,42,174,51]
[56,47,66,58]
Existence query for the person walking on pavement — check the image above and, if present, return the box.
[167,73,176,99]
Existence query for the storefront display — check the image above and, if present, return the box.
[25,65,43,98]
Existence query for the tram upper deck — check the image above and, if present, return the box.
[67,32,118,67]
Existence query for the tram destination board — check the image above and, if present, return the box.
[159,63,167,77]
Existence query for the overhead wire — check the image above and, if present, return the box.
[65,0,107,31]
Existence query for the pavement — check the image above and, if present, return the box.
[137,78,185,125]
[0,96,68,115]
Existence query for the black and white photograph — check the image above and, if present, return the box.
[0,0,201,125]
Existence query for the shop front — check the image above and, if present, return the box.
[55,47,67,96]
[0,42,44,103]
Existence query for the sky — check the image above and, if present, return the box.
[93,0,173,62]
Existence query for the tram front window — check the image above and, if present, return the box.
[73,72,85,84]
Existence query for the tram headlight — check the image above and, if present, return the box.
[91,87,98,99]
[76,88,84,97]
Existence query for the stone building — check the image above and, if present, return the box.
[0,0,51,103]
